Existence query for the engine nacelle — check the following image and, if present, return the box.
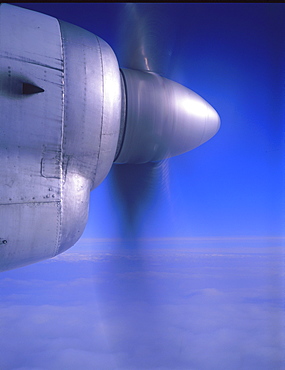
[0,4,121,271]
[0,4,220,271]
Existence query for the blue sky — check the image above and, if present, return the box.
[83,3,283,242]
[2,3,285,369]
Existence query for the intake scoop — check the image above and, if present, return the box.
[115,68,220,164]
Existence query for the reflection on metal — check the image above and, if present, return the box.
[115,68,220,163]
[0,4,220,271]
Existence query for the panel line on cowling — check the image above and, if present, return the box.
[0,201,59,206]
[0,54,64,72]
[52,17,65,258]
[91,35,104,187]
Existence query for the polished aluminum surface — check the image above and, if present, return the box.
[57,20,121,255]
[115,68,220,163]
[0,4,121,271]
[0,4,64,271]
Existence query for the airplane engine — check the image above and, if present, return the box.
[0,4,220,271]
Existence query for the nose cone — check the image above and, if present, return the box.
[170,83,220,157]
[115,68,220,164]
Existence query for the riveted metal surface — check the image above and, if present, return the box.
[91,36,122,189]
[0,202,60,271]
[0,4,122,269]
[56,21,121,254]
[58,20,121,192]
[0,4,63,204]
[0,4,64,271]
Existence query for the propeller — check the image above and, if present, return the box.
[109,4,181,243]
[108,4,220,243]
[116,3,178,75]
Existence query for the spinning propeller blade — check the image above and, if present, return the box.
[109,3,219,242]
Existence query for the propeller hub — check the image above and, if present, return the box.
[114,68,220,164]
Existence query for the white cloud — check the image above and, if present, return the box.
[0,249,284,369]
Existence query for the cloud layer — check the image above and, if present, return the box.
[0,248,284,369]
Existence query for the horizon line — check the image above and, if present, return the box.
[77,236,285,244]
